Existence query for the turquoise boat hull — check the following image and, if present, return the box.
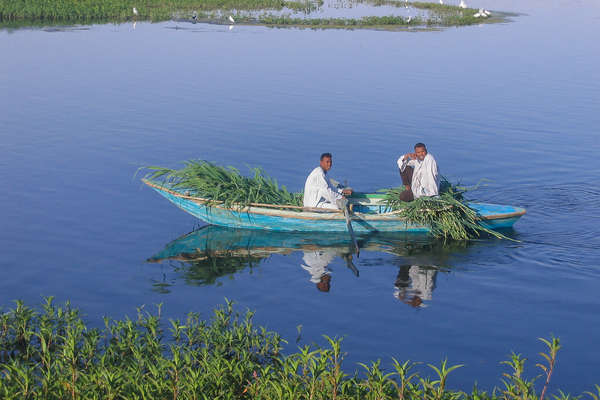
[144,180,526,233]
[148,225,463,263]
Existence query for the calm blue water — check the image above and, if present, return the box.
[1,0,599,392]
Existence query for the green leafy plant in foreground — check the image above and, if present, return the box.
[0,298,590,400]
[381,179,513,241]
[142,160,303,209]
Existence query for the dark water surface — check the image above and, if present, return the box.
[1,0,599,392]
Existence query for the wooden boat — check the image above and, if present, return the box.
[143,179,526,233]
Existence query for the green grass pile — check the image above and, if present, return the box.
[143,160,303,209]
[382,179,513,241]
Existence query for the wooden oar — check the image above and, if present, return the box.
[343,202,360,258]
[343,254,359,277]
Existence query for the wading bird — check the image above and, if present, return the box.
[407,16,412,23]
[133,7,138,16]
[228,15,235,24]
[439,0,443,4]
[459,0,466,8]
[474,8,490,17]
[192,11,198,23]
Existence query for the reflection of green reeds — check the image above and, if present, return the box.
[143,160,303,209]
[382,179,513,241]
[0,298,580,399]
[172,251,265,286]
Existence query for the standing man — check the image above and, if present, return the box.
[303,153,353,210]
[300,250,336,292]
[397,143,440,202]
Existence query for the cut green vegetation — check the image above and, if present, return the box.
[0,298,591,399]
[142,160,303,209]
[0,0,511,29]
[381,179,513,241]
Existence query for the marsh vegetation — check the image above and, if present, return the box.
[0,298,594,399]
[0,0,510,29]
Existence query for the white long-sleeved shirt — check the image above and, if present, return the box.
[393,265,437,304]
[397,153,440,198]
[300,251,336,283]
[408,266,437,301]
[303,167,343,209]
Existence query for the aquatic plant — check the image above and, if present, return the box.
[0,0,306,23]
[0,0,508,29]
[381,179,513,241]
[0,298,591,399]
[142,160,303,209]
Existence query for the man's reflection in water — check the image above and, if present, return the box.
[301,251,336,292]
[394,265,438,307]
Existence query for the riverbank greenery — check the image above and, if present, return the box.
[381,180,513,241]
[0,298,594,399]
[0,0,303,23]
[0,0,506,29]
[143,160,303,209]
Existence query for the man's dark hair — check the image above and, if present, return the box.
[414,143,427,150]
[320,152,333,160]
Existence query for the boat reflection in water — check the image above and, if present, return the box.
[148,225,476,305]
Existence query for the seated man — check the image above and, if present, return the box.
[300,250,336,292]
[303,153,352,210]
[397,143,440,202]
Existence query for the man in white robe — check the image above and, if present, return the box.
[393,265,438,307]
[300,250,336,292]
[303,153,352,210]
[396,143,440,202]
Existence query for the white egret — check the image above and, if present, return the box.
[484,9,491,16]
[459,0,466,8]
[133,7,138,16]
[407,16,412,23]
[439,0,443,4]
[228,15,235,23]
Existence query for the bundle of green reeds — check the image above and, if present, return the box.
[382,180,512,241]
[143,160,303,209]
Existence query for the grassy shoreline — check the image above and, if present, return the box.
[0,0,511,30]
[1,298,597,399]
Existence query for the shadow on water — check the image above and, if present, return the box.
[147,225,496,304]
